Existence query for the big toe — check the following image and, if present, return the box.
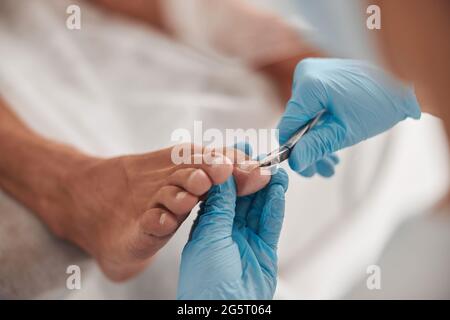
[182,153,234,186]
[233,164,271,196]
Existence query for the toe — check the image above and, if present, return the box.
[202,153,234,184]
[234,165,271,196]
[156,185,199,216]
[176,153,233,185]
[167,168,212,196]
[139,208,179,237]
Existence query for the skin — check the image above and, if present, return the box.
[0,0,311,281]
[4,0,447,284]
[0,98,271,281]
[373,0,450,204]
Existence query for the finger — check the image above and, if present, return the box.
[190,177,237,241]
[245,169,289,232]
[277,60,326,145]
[288,114,346,173]
[316,158,336,178]
[258,170,288,248]
[246,190,266,233]
[298,164,317,177]
[294,154,339,178]
[234,194,255,228]
[139,208,179,237]
[277,101,322,145]
[265,168,289,192]
[167,168,212,196]
[156,186,199,217]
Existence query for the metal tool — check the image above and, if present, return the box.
[257,110,326,170]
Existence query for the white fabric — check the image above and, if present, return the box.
[0,0,448,299]
[346,207,450,299]
[161,0,313,67]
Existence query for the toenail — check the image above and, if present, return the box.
[211,156,223,165]
[176,191,187,201]
[211,155,231,166]
[236,160,259,173]
[159,212,166,225]
[188,169,206,184]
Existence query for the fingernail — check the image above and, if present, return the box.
[159,212,166,225]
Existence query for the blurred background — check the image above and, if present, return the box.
[0,0,448,299]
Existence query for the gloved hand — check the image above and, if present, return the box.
[278,58,421,177]
[177,169,289,300]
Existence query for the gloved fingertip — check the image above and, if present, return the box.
[299,166,316,178]
[316,160,335,178]
[287,152,301,172]
[288,139,316,171]
[206,176,237,203]
[268,168,289,192]
[219,175,237,193]
[258,181,286,249]
[288,154,315,177]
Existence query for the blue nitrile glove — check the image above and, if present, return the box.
[177,170,289,300]
[278,58,421,177]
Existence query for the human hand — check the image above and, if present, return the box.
[177,169,288,299]
[278,58,421,177]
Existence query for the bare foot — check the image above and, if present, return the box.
[51,144,268,281]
